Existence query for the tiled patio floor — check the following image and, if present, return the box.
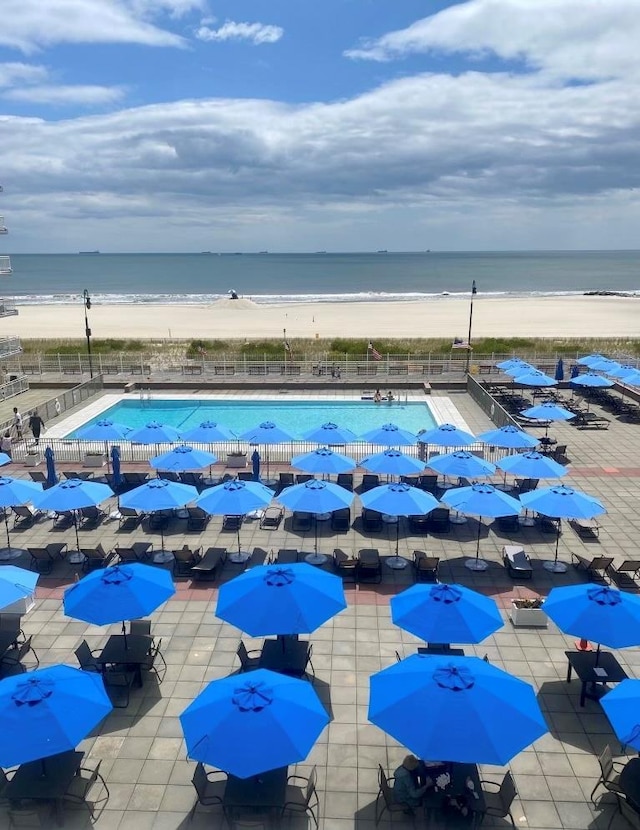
[2,390,640,829]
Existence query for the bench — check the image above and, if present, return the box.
[478,364,496,375]
[130,364,151,375]
[388,365,409,375]
[181,364,203,375]
[357,365,377,376]
[312,365,329,376]
[503,545,533,579]
[422,364,444,375]
[101,365,122,375]
[62,366,83,375]
[248,366,269,376]
[213,365,235,375]
[280,365,301,375]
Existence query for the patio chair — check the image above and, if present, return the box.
[148,509,173,531]
[496,514,520,534]
[330,507,350,532]
[590,745,624,804]
[130,619,152,637]
[569,517,601,539]
[7,807,42,828]
[113,542,153,563]
[1,635,39,671]
[375,765,410,825]
[615,795,640,829]
[361,474,380,492]
[80,544,112,572]
[236,641,261,672]
[572,554,613,580]
[223,514,243,531]
[277,472,295,493]
[296,474,314,485]
[62,760,109,819]
[190,547,227,581]
[141,638,166,683]
[336,473,354,491]
[357,549,382,583]
[63,471,93,481]
[413,551,439,582]
[27,544,66,574]
[158,471,180,482]
[12,504,45,528]
[0,615,24,646]
[503,546,533,579]
[426,507,450,533]
[362,508,383,533]
[418,474,439,495]
[172,545,203,576]
[186,506,210,531]
[333,548,358,582]
[78,505,107,529]
[180,472,204,490]
[103,667,136,708]
[281,765,319,829]
[477,772,518,827]
[274,549,299,564]
[292,511,313,532]
[189,762,227,820]
[118,507,143,531]
[74,640,102,673]
[408,514,429,534]
[260,506,283,529]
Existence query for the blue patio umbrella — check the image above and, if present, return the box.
[127,421,181,444]
[520,485,606,573]
[360,449,425,477]
[181,421,235,443]
[369,655,547,766]
[0,476,43,558]
[441,484,521,571]
[44,446,58,487]
[543,584,640,661]
[390,583,503,644]
[291,447,356,477]
[150,445,217,472]
[361,483,439,566]
[0,565,39,611]
[588,358,621,373]
[476,425,538,450]
[278,479,354,554]
[622,372,640,387]
[513,370,557,388]
[503,362,534,376]
[417,423,476,447]
[600,680,640,751]
[0,453,10,467]
[180,669,329,778]
[496,451,567,480]
[521,402,576,422]
[554,358,565,381]
[251,448,261,482]
[302,422,358,444]
[64,563,175,631]
[609,364,640,380]
[240,421,295,480]
[197,479,274,555]
[120,478,199,560]
[111,445,122,490]
[497,358,531,371]
[570,372,614,388]
[0,665,112,768]
[33,479,114,553]
[427,450,496,481]
[360,423,418,446]
[577,353,606,367]
[216,562,346,636]
[76,419,131,441]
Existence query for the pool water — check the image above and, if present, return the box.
[67,399,436,439]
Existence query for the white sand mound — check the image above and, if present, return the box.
[210,297,259,310]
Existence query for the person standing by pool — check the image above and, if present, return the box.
[28,410,45,446]
[12,406,23,439]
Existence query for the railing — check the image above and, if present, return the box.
[0,299,18,318]
[0,336,21,359]
[466,375,519,428]
[0,375,29,401]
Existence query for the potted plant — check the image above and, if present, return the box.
[83,450,107,468]
[227,450,247,469]
[510,596,547,627]
[24,449,41,467]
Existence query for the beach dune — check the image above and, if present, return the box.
[5,296,638,341]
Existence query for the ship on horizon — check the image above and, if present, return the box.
[79,250,100,255]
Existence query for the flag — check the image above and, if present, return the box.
[368,342,382,361]
[284,339,292,357]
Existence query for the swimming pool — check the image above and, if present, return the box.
[65,399,437,439]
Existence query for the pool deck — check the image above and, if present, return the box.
[1,389,639,828]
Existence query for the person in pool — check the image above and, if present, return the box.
[373,389,382,403]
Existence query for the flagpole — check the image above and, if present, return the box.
[465,281,477,374]
[283,328,287,374]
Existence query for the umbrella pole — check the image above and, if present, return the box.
[237,525,241,556]
[396,519,400,558]
[74,511,80,551]
[314,516,318,555]
[476,518,481,559]
[4,509,11,551]
[105,440,111,473]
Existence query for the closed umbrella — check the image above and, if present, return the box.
[360,449,425,478]
[45,446,58,488]
[441,483,521,571]
[361,483,439,569]
[476,425,538,450]
[180,669,329,778]
[554,358,565,381]
[278,479,354,559]
[391,583,503,644]
[181,421,235,443]
[0,476,43,560]
[251,448,261,482]
[0,565,39,611]
[369,655,547,766]
[111,445,122,490]
[360,423,418,446]
[570,364,580,379]
[520,485,606,573]
[302,422,358,445]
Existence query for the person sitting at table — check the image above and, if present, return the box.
[373,389,382,403]
[386,390,395,402]
[392,755,429,815]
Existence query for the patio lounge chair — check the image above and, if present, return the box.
[336,473,354,491]
[612,560,640,581]
[190,547,227,581]
[118,507,143,531]
[277,472,295,493]
[503,545,533,579]
[418,474,439,495]
[113,542,153,563]
[426,507,450,533]
[413,551,440,582]
[571,553,613,580]
[172,545,203,576]
[274,549,299,564]
[12,505,45,528]
[362,508,383,533]
[333,548,357,582]
[361,474,380,492]
[357,549,382,583]
[28,471,49,486]
[158,471,180,482]
[148,509,172,531]
[408,514,429,534]
[260,506,284,529]
[223,514,243,531]
[180,472,204,490]
[28,544,67,574]
[496,514,520,534]
[569,518,601,539]
[186,506,210,531]
[296,474,314,485]
[79,505,106,528]
[80,544,113,571]
[330,507,350,532]
[292,511,313,532]
[63,471,93,481]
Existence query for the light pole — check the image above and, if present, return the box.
[83,289,93,378]
[465,280,477,373]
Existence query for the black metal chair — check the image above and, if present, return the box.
[477,772,518,827]
[281,766,319,828]
[413,551,439,582]
[189,762,227,820]
[62,760,110,819]
[590,745,624,804]
[74,640,102,673]
[236,641,261,672]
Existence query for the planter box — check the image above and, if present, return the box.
[510,601,548,628]
[24,453,41,467]
[2,593,35,616]
[83,453,106,468]
[227,453,247,469]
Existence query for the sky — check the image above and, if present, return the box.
[1,0,640,252]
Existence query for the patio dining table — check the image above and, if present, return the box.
[565,650,629,707]
[96,634,153,687]
[4,749,84,826]
[259,637,310,677]
[421,761,485,826]
[222,766,288,822]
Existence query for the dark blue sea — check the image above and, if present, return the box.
[7,250,640,305]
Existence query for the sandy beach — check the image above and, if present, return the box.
[5,296,638,340]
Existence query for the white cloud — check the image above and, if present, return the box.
[0,0,203,52]
[0,62,48,87]
[4,84,126,105]
[345,0,640,81]
[196,20,283,45]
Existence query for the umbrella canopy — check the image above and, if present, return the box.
[360,482,439,517]
[291,448,356,476]
[197,479,274,516]
[0,665,112,767]
[369,655,547,766]
[623,372,640,387]
[520,485,606,520]
[570,373,614,388]
[427,451,496,480]
[391,583,503,644]
[600,680,640,752]
[128,421,181,444]
[359,449,425,477]
[441,483,521,518]
[608,364,640,380]
[577,353,606,367]
[150,445,217,471]
[181,421,235,443]
[496,451,567,480]
[33,479,113,513]
[120,478,198,512]
[0,565,39,611]
[45,446,58,487]
[64,563,175,626]
[360,423,417,446]
[497,358,532,371]
[240,421,295,444]
[554,358,565,381]
[302,422,358,444]
[278,479,353,515]
[520,402,576,422]
[181,669,329,779]
[111,445,122,489]
[216,562,346,636]
[543,585,640,650]
[0,454,10,467]
[476,425,538,449]
[75,419,131,441]
[588,358,621,373]
[503,362,534,376]
[0,476,43,556]
[417,423,476,447]
[513,370,557,388]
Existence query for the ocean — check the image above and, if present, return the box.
[7,250,640,305]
